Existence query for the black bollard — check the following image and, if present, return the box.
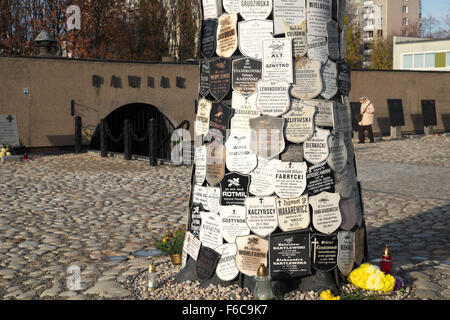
[148,118,157,166]
[74,116,81,153]
[124,119,132,160]
[100,118,107,157]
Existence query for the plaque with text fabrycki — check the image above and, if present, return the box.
[239,0,273,20]
[215,243,240,281]
[285,22,307,58]
[291,57,323,99]
[273,0,306,35]
[220,205,250,243]
[205,140,226,186]
[209,57,232,101]
[320,60,338,100]
[310,191,341,234]
[283,102,316,143]
[245,196,278,237]
[421,100,437,126]
[249,115,285,159]
[387,99,405,126]
[262,38,294,83]
[256,80,291,116]
[200,60,210,96]
[201,19,218,58]
[307,35,328,63]
[306,0,332,37]
[249,157,279,196]
[235,235,268,276]
[303,127,330,164]
[337,60,351,96]
[327,132,347,173]
[311,233,338,271]
[202,0,222,20]
[0,115,19,147]
[200,211,223,249]
[306,161,335,195]
[225,132,257,174]
[216,13,238,57]
[239,20,274,60]
[194,145,207,186]
[269,230,311,279]
[327,20,340,61]
[274,161,308,198]
[337,231,354,276]
[208,102,234,140]
[196,246,221,281]
[276,195,310,231]
[189,203,205,239]
[223,0,240,14]
[232,58,262,96]
[230,92,259,133]
[220,172,251,206]
[302,99,334,127]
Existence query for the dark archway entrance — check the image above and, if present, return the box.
[90,103,174,159]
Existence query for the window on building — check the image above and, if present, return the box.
[425,53,435,68]
[447,52,450,67]
[402,6,408,13]
[414,54,424,68]
[377,29,383,37]
[402,18,409,25]
[377,17,383,25]
[435,52,446,68]
[403,54,413,68]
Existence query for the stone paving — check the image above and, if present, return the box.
[0,135,448,300]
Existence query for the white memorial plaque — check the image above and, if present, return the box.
[223,0,240,14]
[327,132,347,173]
[230,92,259,133]
[215,243,239,281]
[216,13,238,57]
[320,59,338,100]
[327,20,340,61]
[273,0,306,35]
[193,185,210,210]
[207,186,221,214]
[194,99,213,138]
[291,57,322,99]
[249,157,279,196]
[239,20,273,60]
[302,99,334,127]
[205,140,226,186]
[225,132,257,174]
[183,231,202,261]
[337,231,354,276]
[256,80,290,116]
[276,195,310,232]
[310,191,342,234]
[306,0,332,37]
[235,235,268,276]
[194,145,207,186]
[339,198,357,231]
[274,161,308,198]
[303,127,330,164]
[282,102,316,143]
[220,205,250,243]
[245,196,278,237]
[0,115,20,147]
[285,22,307,58]
[202,0,222,20]
[262,38,293,83]
[200,211,223,249]
[239,0,273,20]
[307,35,328,63]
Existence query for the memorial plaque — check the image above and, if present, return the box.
[274,161,307,198]
[201,19,218,58]
[269,230,311,279]
[220,172,251,206]
[307,35,328,63]
[215,243,240,281]
[310,233,338,271]
[205,140,226,186]
[337,231,354,276]
[183,231,202,261]
[235,235,269,276]
[340,25,347,58]
[387,99,405,126]
[207,186,221,214]
[239,20,274,60]
[239,0,273,20]
[282,103,316,143]
[220,205,250,243]
[256,80,291,116]
[327,132,347,173]
[189,203,205,239]
[320,59,338,100]
[421,100,437,127]
[199,211,223,249]
[262,38,293,83]
[225,132,257,174]
[194,98,212,138]
[303,127,330,164]
[249,115,285,159]
[196,246,221,281]
[202,0,222,20]
[232,58,262,96]
[291,57,322,99]
[276,195,310,231]
[0,115,19,147]
[230,92,259,133]
[281,143,304,163]
[273,0,306,35]
[327,20,340,61]
[245,196,278,237]
[249,157,279,196]
[306,0,332,37]
[285,22,308,58]
[194,145,207,185]
[334,163,356,199]
[208,102,234,140]
[337,60,351,96]
[339,199,357,231]
[306,161,335,195]
[209,57,232,101]
[200,59,210,96]
[302,99,334,127]
[193,185,210,211]
[354,226,365,265]
[223,0,240,14]
[216,13,238,57]
[337,0,346,30]
[310,191,341,234]
[351,183,363,227]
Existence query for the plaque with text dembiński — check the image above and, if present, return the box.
[310,191,341,234]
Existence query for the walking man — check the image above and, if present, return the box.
[358,96,375,143]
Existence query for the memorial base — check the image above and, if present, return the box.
[424,126,434,135]
[390,126,401,138]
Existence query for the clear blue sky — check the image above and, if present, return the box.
[421,0,449,20]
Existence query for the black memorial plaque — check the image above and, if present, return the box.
[209,57,232,101]
[196,246,221,281]
[200,59,210,97]
[311,233,338,272]
[306,161,335,195]
[337,61,351,96]
[269,230,311,280]
[220,172,250,206]
[387,99,405,126]
[208,102,234,140]
[189,203,205,239]
[232,57,262,96]
[201,19,218,58]
[349,102,361,131]
[421,100,437,127]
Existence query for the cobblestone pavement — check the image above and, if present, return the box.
[0,135,448,300]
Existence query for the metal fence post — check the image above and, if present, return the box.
[100,118,107,157]
[148,118,157,166]
[74,116,81,153]
[124,119,132,160]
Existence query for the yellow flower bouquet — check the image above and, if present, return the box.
[347,263,396,292]
[153,228,186,255]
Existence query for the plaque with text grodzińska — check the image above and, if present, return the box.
[209,57,232,101]
[196,246,221,281]
[220,172,251,206]
[269,230,311,279]
[239,0,273,20]
[201,19,218,58]
[311,233,338,271]
[235,235,269,276]
[232,58,262,96]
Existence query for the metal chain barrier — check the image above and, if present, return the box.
[129,122,149,142]
[103,120,124,143]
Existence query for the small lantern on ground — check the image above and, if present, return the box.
[253,264,274,300]
[147,263,158,291]
[380,245,392,274]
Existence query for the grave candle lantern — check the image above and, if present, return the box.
[147,263,158,291]
[380,245,392,275]
[253,264,274,300]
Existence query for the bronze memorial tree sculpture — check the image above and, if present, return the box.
[176,0,368,297]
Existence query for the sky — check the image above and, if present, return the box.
[421,0,449,21]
